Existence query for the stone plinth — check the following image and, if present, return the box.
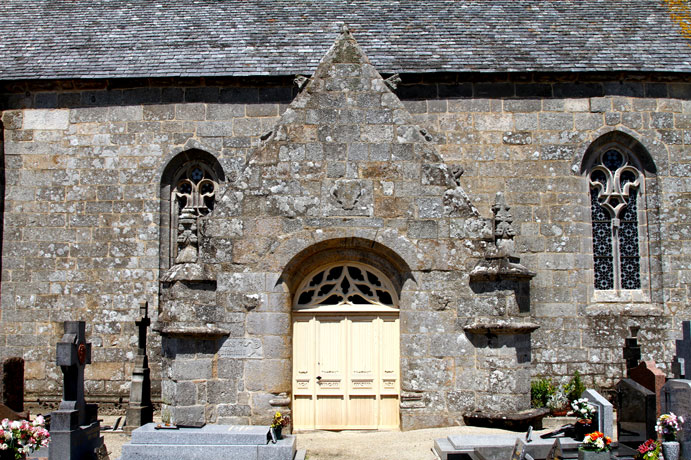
[119,424,296,460]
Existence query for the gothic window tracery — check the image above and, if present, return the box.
[294,263,397,309]
[588,148,642,290]
[170,161,218,265]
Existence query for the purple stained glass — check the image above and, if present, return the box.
[590,189,614,290]
[619,190,641,289]
[603,149,624,171]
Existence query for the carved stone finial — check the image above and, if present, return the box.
[294,74,309,90]
[492,192,516,241]
[340,23,350,34]
[384,74,402,90]
[175,207,199,264]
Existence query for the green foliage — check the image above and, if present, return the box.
[565,371,586,402]
[531,377,554,408]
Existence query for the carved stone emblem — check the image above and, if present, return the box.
[330,180,364,211]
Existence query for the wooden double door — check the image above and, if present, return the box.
[292,313,400,430]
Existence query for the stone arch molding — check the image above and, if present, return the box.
[275,235,415,301]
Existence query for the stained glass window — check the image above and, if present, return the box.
[588,148,642,291]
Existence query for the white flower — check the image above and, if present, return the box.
[9,421,20,430]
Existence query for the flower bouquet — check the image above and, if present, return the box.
[570,398,597,440]
[656,412,684,442]
[0,416,50,460]
[578,431,612,460]
[269,411,290,441]
[636,439,661,460]
[656,413,685,460]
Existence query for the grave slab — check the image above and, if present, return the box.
[119,423,297,460]
[582,389,613,439]
[434,433,581,460]
[661,379,691,460]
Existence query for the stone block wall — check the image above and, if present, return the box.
[0,69,689,428]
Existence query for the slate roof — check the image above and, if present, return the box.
[1,0,690,80]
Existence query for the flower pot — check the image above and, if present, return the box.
[271,425,283,440]
[574,419,593,441]
[551,409,569,416]
[578,449,611,460]
[662,441,680,460]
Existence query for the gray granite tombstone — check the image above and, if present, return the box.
[582,389,614,439]
[673,321,690,379]
[49,321,104,460]
[1,357,24,413]
[125,302,154,433]
[661,380,691,460]
[616,378,656,450]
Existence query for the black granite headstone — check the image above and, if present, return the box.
[125,302,154,432]
[49,321,104,460]
[616,378,656,450]
[673,321,690,379]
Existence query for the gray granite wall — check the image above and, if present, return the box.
[0,71,689,429]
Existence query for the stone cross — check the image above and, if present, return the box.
[673,321,690,379]
[50,321,103,460]
[126,302,153,432]
[623,326,641,373]
[55,320,91,421]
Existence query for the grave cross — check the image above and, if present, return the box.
[623,326,641,373]
[136,301,150,358]
[673,321,690,379]
[56,321,91,420]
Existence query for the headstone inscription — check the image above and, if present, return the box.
[628,361,666,416]
[582,389,613,439]
[673,321,690,379]
[125,302,154,433]
[616,378,656,450]
[661,380,691,460]
[1,357,24,413]
[49,321,104,460]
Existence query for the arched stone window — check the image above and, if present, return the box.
[160,149,224,270]
[582,132,657,297]
[588,148,642,290]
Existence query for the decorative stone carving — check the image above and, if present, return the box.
[294,74,309,89]
[219,338,264,359]
[470,192,535,281]
[330,180,363,211]
[384,73,401,90]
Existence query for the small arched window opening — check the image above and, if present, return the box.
[293,262,398,312]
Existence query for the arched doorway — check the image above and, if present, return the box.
[292,263,400,430]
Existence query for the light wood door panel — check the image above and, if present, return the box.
[293,314,399,430]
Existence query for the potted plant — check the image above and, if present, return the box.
[635,439,662,460]
[0,416,50,460]
[547,384,570,416]
[578,431,612,460]
[570,398,596,440]
[656,412,684,460]
[270,411,290,441]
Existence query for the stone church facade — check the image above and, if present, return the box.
[0,1,690,431]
